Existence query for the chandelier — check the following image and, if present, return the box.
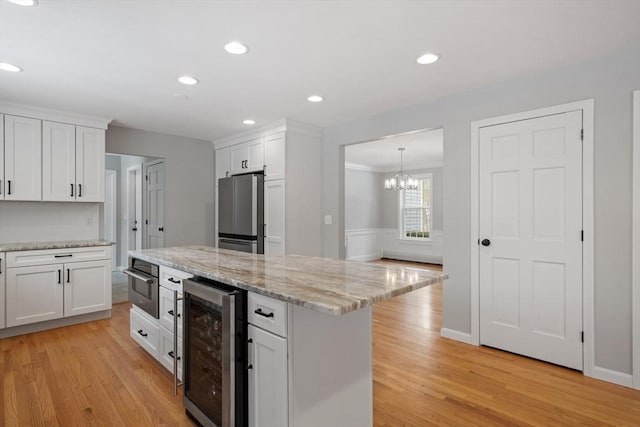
[384,148,418,190]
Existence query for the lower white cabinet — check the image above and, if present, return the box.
[159,326,183,380]
[4,246,112,329]
[0,253,5,329]
[248,323,288,427]
[130,307,160,357]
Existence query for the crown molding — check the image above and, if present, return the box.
[213,118,323,149]
[0,100,112,129]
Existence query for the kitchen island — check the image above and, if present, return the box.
[130,246,447,427]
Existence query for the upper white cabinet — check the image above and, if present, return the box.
[216,146,231,181]
[42,121,76,201]
[3,115,42,201]
[75,126,106,202]
[264,133,285,181]
[231,138,264,174]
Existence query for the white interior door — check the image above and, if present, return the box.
[145,161,165,249]
[479,111,583,370]
[104,169,117,270]
[127,165,143,256]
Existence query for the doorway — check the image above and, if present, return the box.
[104,169,117,271]
[470,100,595,374]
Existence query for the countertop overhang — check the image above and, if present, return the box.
[129,246,448,315]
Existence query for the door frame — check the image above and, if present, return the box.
[633,90,640,390]
[470,99,595,377]
[104,169,117,270]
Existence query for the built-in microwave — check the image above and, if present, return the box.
[124,258,160,318]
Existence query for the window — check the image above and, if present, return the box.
[400,174,432,239]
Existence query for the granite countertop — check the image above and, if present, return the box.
[0,239,114,252]
[130,246,448,316]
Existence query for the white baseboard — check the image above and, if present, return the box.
[589,366,634,388]
[347,253,382,262]
[383,251,443,265]
[440,328,474,345]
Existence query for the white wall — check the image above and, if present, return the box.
[106,126,215,249]
[345,168,382,230]
[323,46,640,375]
[0,202,100,242]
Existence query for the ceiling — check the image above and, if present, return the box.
[346,128,443,172]
[1,1,640,141]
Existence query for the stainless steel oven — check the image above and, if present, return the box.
[183,277,247,427]
[124,258,160,318]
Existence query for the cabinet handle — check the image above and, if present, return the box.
[66,268,70,283]
[0,258,2,274]
[168,351,181,361]
[7,180,11,195]
[247,364,253,370]
[159,227,164,232]
[0,179,2,195]
[57,269,61,284]
[168,277,180,284]
[55,254,73,258]
[254,308,274,318]
[168,309,181,318]
[78,184,82,197]
[70,183,74,197]
[137,329,148,337]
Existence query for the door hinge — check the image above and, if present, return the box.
[581,230,584,241]
[580,129,584,141]
[581,331,584,343]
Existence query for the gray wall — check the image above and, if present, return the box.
[345,169,382,230]
[322,46,640,374]
[106,126,215,249]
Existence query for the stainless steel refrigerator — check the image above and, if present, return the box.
[218,173,264,254]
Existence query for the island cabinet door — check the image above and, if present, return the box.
[6,264,64,327]
[248,324,288,427]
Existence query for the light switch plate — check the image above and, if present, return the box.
[324,215,332,225]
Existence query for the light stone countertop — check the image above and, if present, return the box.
[129,245,448,315]
[0,239,114,252]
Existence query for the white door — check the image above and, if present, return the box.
[42,121,76,201]
[145,161,165,249]
[479,111,583,370]
[104,170,117,270]
[64,259,112,317]
[4,115,42,201]
[127,165,143,255]
[76,126,106,202]
[264,180,286,256]
[248,324,288,427]
[6,264,64,327]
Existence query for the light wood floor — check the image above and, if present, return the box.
[1,259,639,426]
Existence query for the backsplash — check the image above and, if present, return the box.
[0,202,100,243]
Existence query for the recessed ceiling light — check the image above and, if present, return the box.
[0,62,23,72]
[307,95,324,103]
[7,0,38,6]
[178,75,199,85]
[242,119,256,125]
[417,53,439,65]
[224,42,249,55]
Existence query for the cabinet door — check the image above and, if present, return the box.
[4,115,42,201]
[159,327,183,380]
[247,138,265,172]
[216,147,231,181]
[230,143,249,175]
[42,121,76,201]
[64,259,112,317]
[264,179,286,256]
[248,324,288,427]
[0,114,4,200]
[0,253,5,329]
[6,264,64,327]
[159,285,183,336]
[76,126,105,202]
[264,133,285,181]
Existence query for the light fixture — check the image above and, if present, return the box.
[7,0,38,6]
[307,95,324,103]
[417,53,439,65]
[178,75,199,85]
[242,119,255,125]
[224,41,248,55]
[0,62,23,72]
[384,148,418,190]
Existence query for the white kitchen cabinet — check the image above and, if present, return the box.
[64,259,111,317]
[159,326,183,380]
[6,264,65,327]
[264,179,286,256]
[248,324,288,427]
[215,146,231,181]
[130,306,161,358]
[3,115,42,201]
[42,121,76,201]
[0,114,3,199]
[264,132,285,181]
[0,253,5,329]
[159,284,183,336]
[230,138,264,175]
[75,126,105,202]
[4,246,112,328]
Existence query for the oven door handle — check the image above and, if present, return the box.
[123,269,155,284]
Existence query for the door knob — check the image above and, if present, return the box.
[159,227,164,232]
[481,239,491,246]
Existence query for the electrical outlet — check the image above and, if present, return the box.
[324,215,332,225]
[87,217,94,226]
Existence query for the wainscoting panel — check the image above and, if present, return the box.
[345,228,444,264]
[345,229,382,262]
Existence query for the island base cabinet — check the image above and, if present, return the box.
[130,307,160,357]
[64,259,111,317]
[159,327,183,380]
[6,264,64,327]
[248,324,288,427]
